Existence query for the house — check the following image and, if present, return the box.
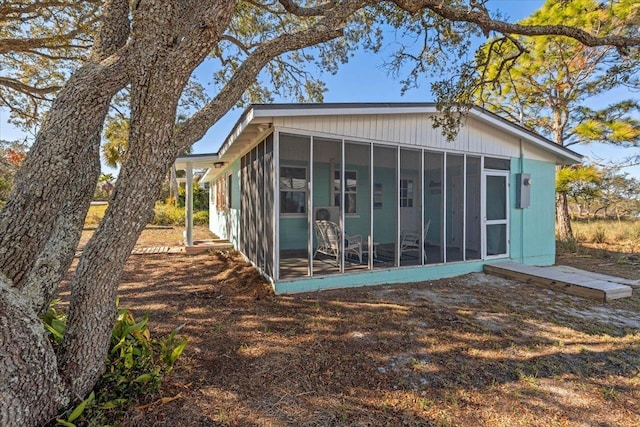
[175,103,581,294]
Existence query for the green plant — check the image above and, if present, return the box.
[151,203,184,225]
[152,201,208,226]
[42,299,66,346]
[177,182,208,210]
[55,392,95,427]
[43,300,187,425]
[193,210,209,225]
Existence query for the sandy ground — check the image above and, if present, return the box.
[63,227,640,426]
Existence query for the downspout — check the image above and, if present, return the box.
[519,139,524,263]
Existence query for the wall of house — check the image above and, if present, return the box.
[275,155,558,293]
[209,135,276,280]
[208,158,241,247]
[272,113,555,162]
[240,135,275,278]
[509,157,557,265]
[279,162,401,251]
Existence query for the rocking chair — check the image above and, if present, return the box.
[313,220,362,265]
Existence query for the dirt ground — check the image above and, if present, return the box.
[73,227,640,426]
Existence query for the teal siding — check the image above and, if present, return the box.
[275,261,487,294]
[279,162,394,249]
[209,158,241,248]
[279,217,308,250]
[509,157,556,266]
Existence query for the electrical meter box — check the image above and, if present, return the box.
[516,173,531,209]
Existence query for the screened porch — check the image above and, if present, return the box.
[275,131,511,281]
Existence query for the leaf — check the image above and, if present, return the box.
[55,419,75,427]
[67,391,95,423]
[101,398,129,409]
[135,373,154,383]
[170,339,188,365]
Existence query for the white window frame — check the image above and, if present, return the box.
[279,164,308,217]
[333,169,358,216]
[399,178,414,208]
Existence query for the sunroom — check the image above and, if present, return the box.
[185,103,581,293]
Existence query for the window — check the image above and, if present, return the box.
[280,166,307,214]
[334,170,357,214]
[484,157,510,170]
[215,176,226,211]
[400,179,414,207]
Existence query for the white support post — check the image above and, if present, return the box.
[185,162,194,246]
[309,136,314,277]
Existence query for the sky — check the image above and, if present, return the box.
[1,0,638,178]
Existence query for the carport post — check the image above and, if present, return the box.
[185,162,194,246]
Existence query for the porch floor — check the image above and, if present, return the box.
[484,261,633,302]
[279,245,479,279]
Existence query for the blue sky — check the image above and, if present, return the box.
[1,0,638,178]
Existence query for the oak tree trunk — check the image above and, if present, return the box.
[0,275,68,426]
[57,6,195,391]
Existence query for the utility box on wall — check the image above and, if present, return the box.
[516,173,531,209]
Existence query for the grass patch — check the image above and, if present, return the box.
[572,219,639,246]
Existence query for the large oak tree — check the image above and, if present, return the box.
[1,1,639,425]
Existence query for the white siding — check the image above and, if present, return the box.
[272,113,544,160]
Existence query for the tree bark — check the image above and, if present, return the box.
[556,192,573,240]
[0,0,131,314]
[56,0,208,393]
[0,274,68,427]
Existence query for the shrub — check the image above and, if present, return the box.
[193,210,209,225]
[44,300,186,426]
[177,182,208,210]
[151,203,184,225]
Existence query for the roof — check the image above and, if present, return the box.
[177,102,582,175]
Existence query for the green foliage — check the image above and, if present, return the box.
[177,181,208,211]
[556,165,602,197]
[151,203,185,226]
[43,300,187,426]
[84,202,208,227]
[475,0,640,147]
[0,3,100,131]
[42,299,66,346]
[193,210,209,226]
[102,118,129,168]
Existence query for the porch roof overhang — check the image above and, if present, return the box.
[211,103,581,170]
[174,153,220,170]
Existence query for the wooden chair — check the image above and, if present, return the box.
[400,220,431,262]
[314,220,362,265]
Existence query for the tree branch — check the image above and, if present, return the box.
[393,0,640,51]
[0,77,61,97]
[174,0,369,149]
